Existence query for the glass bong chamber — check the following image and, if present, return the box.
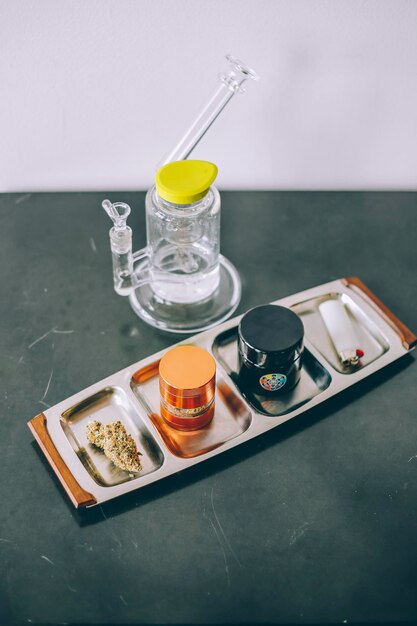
[103,54,259,333]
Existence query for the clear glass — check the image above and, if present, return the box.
[145,185,221,303]
[103,53,259,330]
[157,54,259,169]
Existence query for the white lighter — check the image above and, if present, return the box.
[319,299,364,366]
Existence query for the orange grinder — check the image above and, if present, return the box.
[159,345,216,430]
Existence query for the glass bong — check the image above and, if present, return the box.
[103,54,259,333]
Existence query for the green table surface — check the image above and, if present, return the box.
[1,191,417,625]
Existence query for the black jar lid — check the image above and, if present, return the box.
[238,304,304,368]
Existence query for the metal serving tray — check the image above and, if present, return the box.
[28,277,416,508]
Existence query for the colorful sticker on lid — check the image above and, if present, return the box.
[259,373,287,391]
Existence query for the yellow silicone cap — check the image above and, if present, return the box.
[155,160,218,205]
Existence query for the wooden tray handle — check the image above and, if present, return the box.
[343,276,417,351]
[28,413,97,508]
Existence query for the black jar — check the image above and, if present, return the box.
[238,305,305,396]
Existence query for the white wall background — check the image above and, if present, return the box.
[1,0,417,191]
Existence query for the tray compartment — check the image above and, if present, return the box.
[291,292,390,374]
[212,327,331,417]
[130,361,252,458]
[61,386,164,487]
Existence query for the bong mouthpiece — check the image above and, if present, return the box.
[156,53,259,169]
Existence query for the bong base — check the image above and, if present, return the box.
[129,255,241,334]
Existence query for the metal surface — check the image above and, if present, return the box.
[29,277,411,507]
[213,330,331,416]
[292,292,390,374]
[60,387,164,487]
[131,360,251,458]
